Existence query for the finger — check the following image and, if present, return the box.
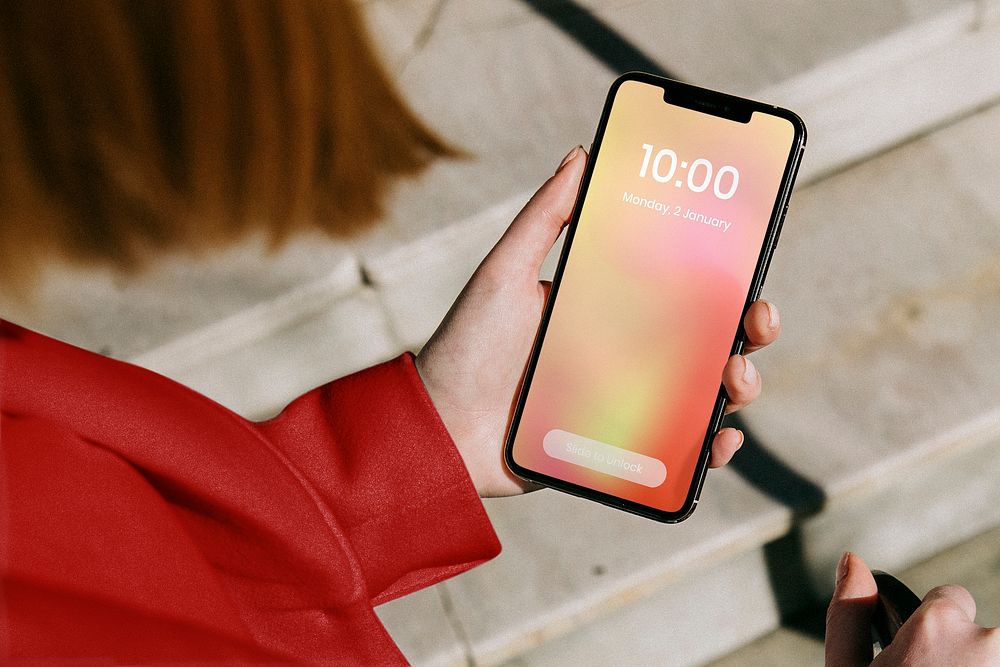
[825,552,878,667]
[722,354,761,413]
[488,146,587,273]
[743,300,781,354]
[708,428,743,468]
[921,584,977,623]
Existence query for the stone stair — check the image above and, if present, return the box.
[4,2,1000,665]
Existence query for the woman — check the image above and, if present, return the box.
[2,2,994,664]
[1,4,762,660]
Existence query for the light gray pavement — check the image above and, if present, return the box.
[3,1,1000,664]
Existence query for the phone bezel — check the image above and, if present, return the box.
[502,71,807,523]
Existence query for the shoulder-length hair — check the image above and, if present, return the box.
[0,0,461,287]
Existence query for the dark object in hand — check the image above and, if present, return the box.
[871,570,922,649]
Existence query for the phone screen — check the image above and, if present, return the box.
[508,78,800,515]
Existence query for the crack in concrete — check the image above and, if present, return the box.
[397,0,451,78]
[414,0,450,51]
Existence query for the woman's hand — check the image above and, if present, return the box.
[416,146,782,497]
[825,552,999,665]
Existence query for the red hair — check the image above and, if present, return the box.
[0,0,462,289]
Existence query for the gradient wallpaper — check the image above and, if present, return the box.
[511,79,796,513]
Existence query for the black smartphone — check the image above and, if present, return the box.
[503,72,806,523]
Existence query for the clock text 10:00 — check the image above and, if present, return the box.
[638,144,739,200]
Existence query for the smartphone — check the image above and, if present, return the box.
[503,72,806,523]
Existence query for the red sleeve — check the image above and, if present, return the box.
[0,319,500,664]
[256,350,502,606]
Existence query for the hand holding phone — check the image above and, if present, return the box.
[416,143,783,499]
[504,73,806,521]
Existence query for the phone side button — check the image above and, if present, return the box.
[773,204,790,249]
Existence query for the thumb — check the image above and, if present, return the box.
[825,552,878,667]
[488,146,587,274]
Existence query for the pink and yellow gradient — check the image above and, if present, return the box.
[511,80,796,513]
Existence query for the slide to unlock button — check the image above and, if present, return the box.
[543,429,667,488]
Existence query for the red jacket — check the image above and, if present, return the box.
[0,319,501,664]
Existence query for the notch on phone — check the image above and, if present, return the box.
[662,84,753,123]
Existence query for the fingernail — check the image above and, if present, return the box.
[736,429,745,449]
[764,301,780,331]
[765,300,779,330]
[742,356,756,385]
[556,145,581,173]
[836,551,851,586]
